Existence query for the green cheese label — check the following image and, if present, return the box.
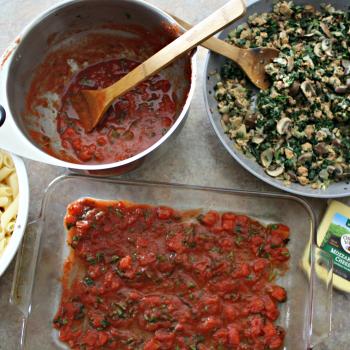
[321,212,350,281]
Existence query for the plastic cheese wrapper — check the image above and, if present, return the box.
[302,200,350,293]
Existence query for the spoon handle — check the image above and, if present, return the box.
[170,14,243,61]
[103,0,246,102]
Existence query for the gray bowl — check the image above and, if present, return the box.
[204,0,350,198]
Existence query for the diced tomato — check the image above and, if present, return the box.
[143,338,161,350]
[269,285,287,302]
[154,330,175,346]
[138,253,156,266]
[199,211,219,227]
[167,232,186,253]
[119,255,132,270]
[263,321,277,338]
[250,315,264,337]
[157,206,174,220]
[268,336,283,349]
[253,258,268,272]
[263,296,280,321]
[223,304,238,322]
[270,224,290,239]
[97,136,107,146]
[233,263,250,278]
[222,213,236,231]
[68,202,84,216]
[213,328,228,344]
[249,297,265,313]
[227,325,240,346]
[198,316,222,333]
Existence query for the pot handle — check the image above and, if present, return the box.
[309,247,333,349]
[10,219,42,318]
[0,104,6,127]
[0,103,68,166]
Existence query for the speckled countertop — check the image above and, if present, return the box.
[0,0,349,349]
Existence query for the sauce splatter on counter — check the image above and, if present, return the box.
[54,198,290,350]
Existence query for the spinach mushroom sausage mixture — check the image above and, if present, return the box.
[214,1,350,189]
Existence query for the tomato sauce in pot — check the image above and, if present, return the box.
[54,198,290,350]
[24,27,191,164]
[58,59,176,163]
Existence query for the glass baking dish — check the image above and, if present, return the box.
[10,175,333,350]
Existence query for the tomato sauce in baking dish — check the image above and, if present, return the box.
[54,198,290,350]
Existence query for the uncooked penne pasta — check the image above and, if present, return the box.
[6,172,18,197]
[0,194,18,231]
[0,186,12,197]
[3,153,14,169]
[0,151,19,256]
[6,220,15,234]
[0,197,9,207]
[0,167,13,182]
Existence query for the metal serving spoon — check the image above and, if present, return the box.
[171,14,279,90]
[72,0,246,132]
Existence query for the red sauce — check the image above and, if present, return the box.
[58,59,176,163]
[54,198,290,350]
[24,27,190,164]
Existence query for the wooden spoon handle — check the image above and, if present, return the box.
[170,14,243,61]
[103,0,246,103]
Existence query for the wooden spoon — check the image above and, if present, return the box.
[171,14,279,90]
[72,0,246,132]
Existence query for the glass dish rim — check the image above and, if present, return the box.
[12,174,325,349]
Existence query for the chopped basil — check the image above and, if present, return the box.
[83,276,94,286]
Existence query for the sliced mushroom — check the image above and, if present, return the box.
[266,165,285,177]
[232,124,247,139]
[287,170,298,182]
[335,85,349,94]
[321,39,333,56]
[276,117,292,135]
[327,165,336,174]
[319,169,329,180]
[274,57,288,66]
[289,81,300,96]
[314,142,328,155]
[298,152,313,163]
[332,138,342,147]
[342,59,350,75]
[304,4,316,14]
[260,148,274,168]
[320,22,332,38]
[244,113,258,128]
[287,56,294,72]
[231,117,243,129]
[314,43,322,57]
[334,164,344,177]
[303,55,314,69]
[300,81,316,99]
[252,135,265,144]
[327,165,343,177]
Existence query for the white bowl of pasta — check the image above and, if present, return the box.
[0,150,29,277]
